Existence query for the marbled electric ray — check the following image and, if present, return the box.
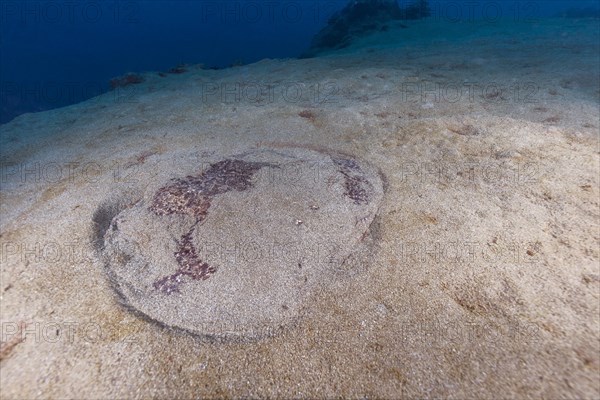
[100,145,384,340]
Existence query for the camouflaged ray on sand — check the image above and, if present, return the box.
[97,145,385,341]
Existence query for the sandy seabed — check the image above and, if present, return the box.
[0,18,599,399]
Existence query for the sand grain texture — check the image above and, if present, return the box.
[0,18,599,400]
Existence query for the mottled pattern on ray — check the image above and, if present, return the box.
[149,159,273,293]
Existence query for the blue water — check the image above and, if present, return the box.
[1,0,599,124]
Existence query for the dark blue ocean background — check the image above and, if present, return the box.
[1,0,599,124]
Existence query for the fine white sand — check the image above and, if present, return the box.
[0,17,598,399]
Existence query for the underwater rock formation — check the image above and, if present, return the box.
[556,7,600,19]
[108,73,144,89]
[302,0,431,57]
[99,145,384,341]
